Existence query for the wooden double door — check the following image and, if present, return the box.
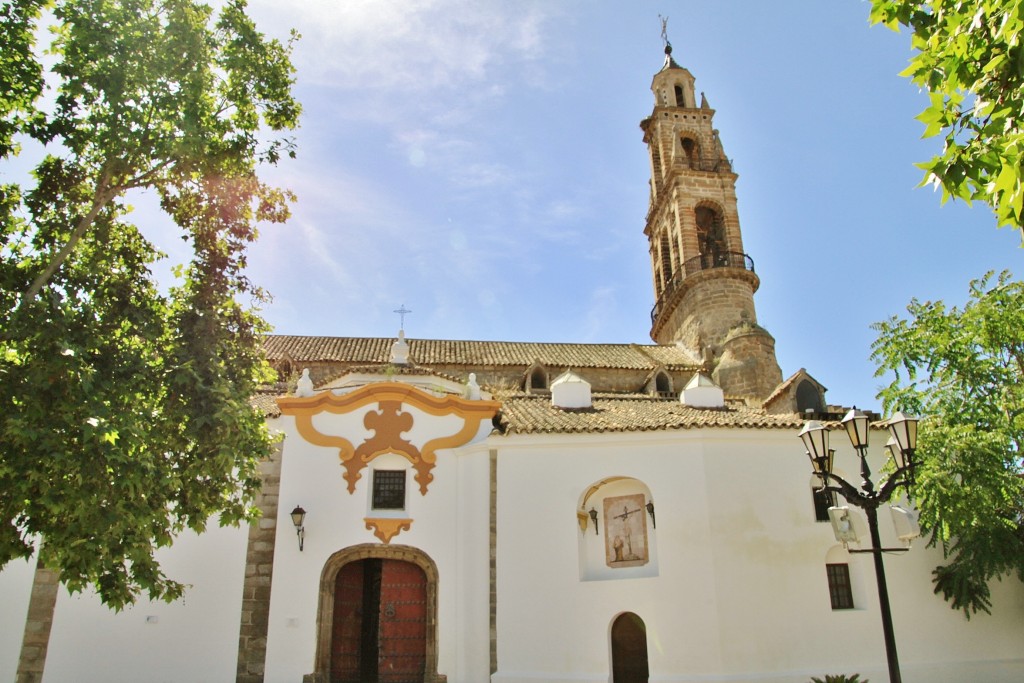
[331,559,427,683]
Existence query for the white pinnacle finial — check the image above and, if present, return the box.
[463,372,481,400]
[295,368,314,397]
[390,330,410,365]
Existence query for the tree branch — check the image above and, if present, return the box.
[19,166,116,307]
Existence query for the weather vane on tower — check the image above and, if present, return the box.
[659,14,671,50]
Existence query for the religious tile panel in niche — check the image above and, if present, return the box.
[603,493,649,568]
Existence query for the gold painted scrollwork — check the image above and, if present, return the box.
[278,382,500,495]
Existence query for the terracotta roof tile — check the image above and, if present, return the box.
[263,335,700,371]
[251,390,283,418]
[497,393,805,435]
[257,336,801,435]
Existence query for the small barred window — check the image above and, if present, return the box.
[372,470,406,510]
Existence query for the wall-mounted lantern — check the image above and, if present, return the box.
[290,505,307,551]
[646,500,656,528]
[588,507,599,535]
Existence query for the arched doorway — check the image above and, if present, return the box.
[312,545,441,683]
[331,559,426,682]
[611,612,649,683]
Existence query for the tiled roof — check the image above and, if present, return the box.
[252,389,283,418]
[497,393,805,435]
[256,387,804,434]
[763,368,804,406]
[257,336,800,435]
[263,335,700,371]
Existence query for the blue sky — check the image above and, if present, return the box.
[232,0,1023,411]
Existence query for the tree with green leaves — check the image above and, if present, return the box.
[872,271,1024,616]
[870,0,1024,237]
[0,0,299,608]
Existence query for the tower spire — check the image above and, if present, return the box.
[639,39,781,401]
[659,14,682,70]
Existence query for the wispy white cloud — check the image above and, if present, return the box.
[580,285,618,342]
[251,0,559,92]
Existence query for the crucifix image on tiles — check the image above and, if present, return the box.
[604,493,649,568]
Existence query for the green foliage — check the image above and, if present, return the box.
[0,0,299,608]
[810,675,868,683]
[869,0,1024,236]
[872,272,1024,616]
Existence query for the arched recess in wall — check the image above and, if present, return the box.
[577,477,659,581]
[309,544,444,683]
[694,203,728,268]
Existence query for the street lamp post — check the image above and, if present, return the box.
[798,409,919,683]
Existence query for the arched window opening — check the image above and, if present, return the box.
[529,367,547,392]
[673,84,685,107]
[680,137,697,169]
[695,206,728,268]
[611,613,649,683]
[824,545,865,612]
[826,563,854,610]
[655,372,671,396]
[659,235,673,282]
[796,380,824,414]
[650,142,663,187]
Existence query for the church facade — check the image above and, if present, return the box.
[2,42,1023,683]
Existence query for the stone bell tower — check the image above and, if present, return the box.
[640,37,781,400]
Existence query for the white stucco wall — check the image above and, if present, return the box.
[0,555,37,682]
[40,520,248,683]
[6,406,1022,683]
[263,406,494,683]
[492,427,1024,683]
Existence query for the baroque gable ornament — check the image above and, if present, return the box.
[278,382,500,495]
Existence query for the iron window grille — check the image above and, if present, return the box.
[372,470,406,510]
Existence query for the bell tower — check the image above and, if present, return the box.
[640,36,781,400]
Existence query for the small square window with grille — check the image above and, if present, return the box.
[372,470,406,510]
[826,563,854,610]
[813,487,836,522]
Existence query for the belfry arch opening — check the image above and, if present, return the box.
[694,206,728,268]
[659,234,674,281]
[680,137,698,169]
